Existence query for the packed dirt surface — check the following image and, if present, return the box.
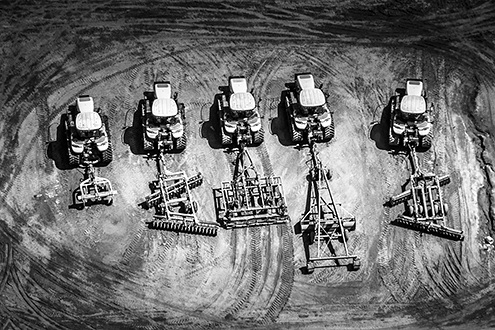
[1,0,495,329]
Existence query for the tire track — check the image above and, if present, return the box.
[120,225,145,266]
[0,239,12,297]
[10,262,68,330]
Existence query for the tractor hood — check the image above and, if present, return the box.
[229,92,255,111]
[400,95,426,115]
[299,88,325,107]
[76,112,102,131]
[152,98,178,117]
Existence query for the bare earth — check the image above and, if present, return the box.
[1,1,495,329]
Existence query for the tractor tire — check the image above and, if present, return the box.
[143,137,154,151]
[221,129,233,146]
[102,115,111,138]
[175,135,187,151]
[323,122,335,142]
[389,130,400,146]
[420,132,433,150]
[252,128,264,145]
[101,143,113,165]
[291,125,303,143]
[68,152,79,167]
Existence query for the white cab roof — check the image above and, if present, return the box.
[299,88,326,107]
[152,98,178,117]
[400,95,426,114]
[76,95,94,113]
[229,92,256,111]
[229,77,248,94]
[76,112,102,131]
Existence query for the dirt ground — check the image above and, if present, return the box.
[1,1,495,329]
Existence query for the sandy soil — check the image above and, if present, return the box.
[1,1,495,329]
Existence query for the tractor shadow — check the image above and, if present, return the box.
[369,97,394,152]
[270,90,297,147]
[122,100,150,156]
[46,113,73,170]
[200,93,224,150]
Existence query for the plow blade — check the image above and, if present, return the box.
[392,216,464,241]
[147,219,218,236]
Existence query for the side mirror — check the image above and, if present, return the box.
[319,84,323,89]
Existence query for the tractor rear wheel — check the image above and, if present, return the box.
[252,128,264,145]
[102,143,113,165]
[143,137,154,151]
[221,129,233,146]
[68,152,79,167]
[420,132,433,150]
[389,130,400,146]
[291,124,303,143]
[175,135,187,151]
[323,122,335,142]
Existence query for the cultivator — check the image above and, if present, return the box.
[73,164,117,208]
[387,144,464,241]
[300,142,360,273]
[142,154,218,236]
[214,145,289,229]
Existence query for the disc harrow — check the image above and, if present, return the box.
[386,144,464,241]
[142,154,218,236]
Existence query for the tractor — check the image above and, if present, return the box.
[65,95,112,167]
[142,81,186,152]
[217,76,263,147]
[389,79,433,150]
[284,73,334,143]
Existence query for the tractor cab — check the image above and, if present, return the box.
[73,96,107,144]
[225,76,261,127]
[150,98,180,127]
[295,74,329,118]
